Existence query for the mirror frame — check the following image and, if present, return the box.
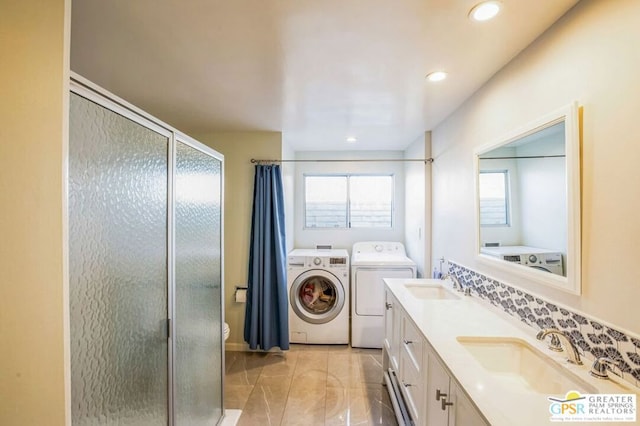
[474,102,581,294]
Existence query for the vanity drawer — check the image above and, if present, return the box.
[401,316,424,370]
[400,346,424,423]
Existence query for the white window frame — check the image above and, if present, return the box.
[479,170,511,227]
[303,173,395,229]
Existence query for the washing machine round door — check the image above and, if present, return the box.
[290,269,345,324]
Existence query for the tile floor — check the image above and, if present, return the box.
[225,344,398,426]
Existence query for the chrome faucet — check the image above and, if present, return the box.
[590,357,618,379]
[441,273,463,292]
[536,329,583,365]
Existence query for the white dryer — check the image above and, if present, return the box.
[287,249,350,344]
[351,242,416,348]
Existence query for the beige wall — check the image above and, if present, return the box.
[0,0,70,424]
[196,132,283,348]
[431,0,640,334]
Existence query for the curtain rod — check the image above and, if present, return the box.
[251,158,434,164]
[479,154,565,160]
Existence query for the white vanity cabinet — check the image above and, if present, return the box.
[383,286,487,426]
[426,352,488,426]
[384,288,428,424]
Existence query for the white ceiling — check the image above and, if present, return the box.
[71,0,579,151]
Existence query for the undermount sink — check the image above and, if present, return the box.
[403,280,460,300]
[457,336,598,395]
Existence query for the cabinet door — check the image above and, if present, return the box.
[383,289,401,371]
[383,289,393,351]
[426,353,450,425]
[449,382,488,426]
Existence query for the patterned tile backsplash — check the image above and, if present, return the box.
[448,262,640,388]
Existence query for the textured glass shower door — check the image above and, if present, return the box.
[69,93,169,425]
[174,140,223,425]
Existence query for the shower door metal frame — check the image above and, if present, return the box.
[69,72,225,426]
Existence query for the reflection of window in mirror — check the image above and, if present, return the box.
[474,103,581,293]
[479,171,509,226]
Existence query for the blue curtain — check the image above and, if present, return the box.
[244,165,290,350]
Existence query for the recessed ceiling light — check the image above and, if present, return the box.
[469,1,502,22]
[426,71,447,82]
[346,137,357,143]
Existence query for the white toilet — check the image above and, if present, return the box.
[223,322,230,341]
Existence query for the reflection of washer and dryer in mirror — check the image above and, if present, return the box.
[481,245,564,275]
[287,242,416,348]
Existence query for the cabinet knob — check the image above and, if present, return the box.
[435,389,447,401]
[441,397,454,410]
[403,339,414,345]
[402,381,413,388]
[385,302,393,310]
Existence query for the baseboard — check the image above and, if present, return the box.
[224,342,249,351]
[224,341,289,352]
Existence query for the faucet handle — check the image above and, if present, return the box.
[442,273,462,291]
[590,357,618,379]
[536,328,583,365]
[536,329,563,352]
[547,334,563,352]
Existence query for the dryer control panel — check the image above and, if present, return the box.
[352,241,407,256]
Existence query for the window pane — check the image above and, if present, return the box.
[349,176,393,228]
[305,176,348,228]
[479,172,508,225]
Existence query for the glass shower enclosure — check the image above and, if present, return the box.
[68,76,224,425]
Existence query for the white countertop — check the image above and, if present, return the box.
[384,278,639,426]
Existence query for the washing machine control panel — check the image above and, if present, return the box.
[503,252,563,275]
[288,256,349,269]
[305,256,348,268]
[287,249,350,271]
[287,256,306,267]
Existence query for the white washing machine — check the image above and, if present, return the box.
[351,242,416,348]
[287,249,350,344]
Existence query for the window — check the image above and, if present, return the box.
[304,175,393,228]
[304,176,348,228]
[479,171,509,226]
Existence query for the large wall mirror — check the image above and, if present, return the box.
[474,103,581,294]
